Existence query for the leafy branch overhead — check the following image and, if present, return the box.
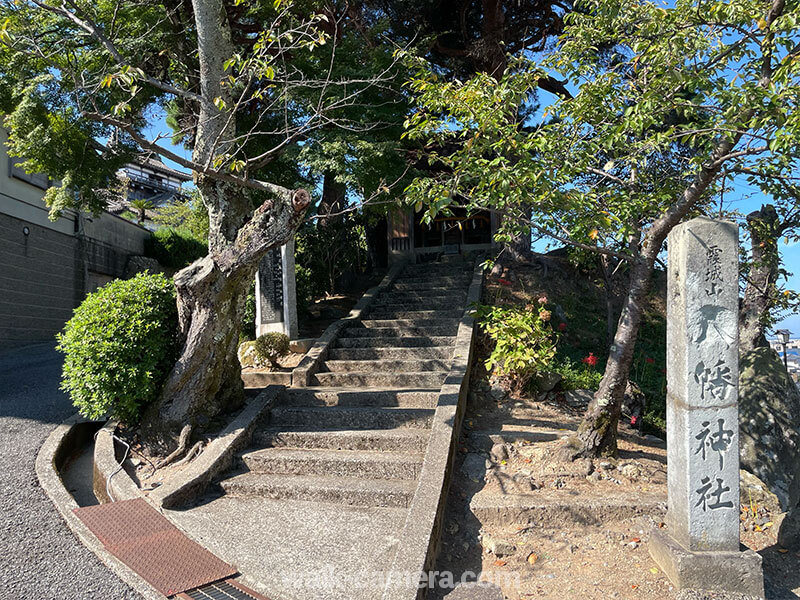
[404,0,800,262]
[0,0,407,218]
[404,0,800,457]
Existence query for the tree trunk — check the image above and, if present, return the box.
[740,204,781,354]
[140,186,311,451]
[599,254,618,346]
[572,257,653,457]
[318,170,346,226]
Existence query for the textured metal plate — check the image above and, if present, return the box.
[74,498,237,597]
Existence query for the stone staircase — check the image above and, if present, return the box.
[216,258,475,510]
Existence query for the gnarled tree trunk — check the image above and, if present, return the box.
[141,187,310,451]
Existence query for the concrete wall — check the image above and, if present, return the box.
[0,129,150,349]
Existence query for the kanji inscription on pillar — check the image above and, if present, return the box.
[665,217,740,552]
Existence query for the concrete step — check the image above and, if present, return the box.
[269,405,435,429]
[254,428,430,453]
[403,263,472,274]
[334,335,456,348]
[359,319,459,329]
[378,290,467,300]
[327,346,454,360]
[395,272,472,287]
[240,447,423,480]
[280,387,439,408]
[469,489,667,528]
[219,472,416,508]
[391,281,469,292]
[366,309,464,320]
[322,358,451,374]
[370,300,462,311]
[341,325,456,338]
[313,370,449,388]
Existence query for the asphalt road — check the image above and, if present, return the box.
[0,343,140,600]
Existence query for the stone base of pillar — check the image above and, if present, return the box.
[649,527,764,598]
[256,321,293,339]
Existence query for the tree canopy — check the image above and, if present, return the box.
[404,0,800,455]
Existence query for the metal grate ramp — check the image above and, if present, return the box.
[179,580,270,600]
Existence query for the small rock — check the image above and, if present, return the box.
[482,535,516,556]
[511,473,536,492]
[535,371,562,393]
[462,453,489,481]
[489,384,506,401]
[586,471,602,482]
[619,463,642,480]
[490,443,509,462]
[564,389,593,409]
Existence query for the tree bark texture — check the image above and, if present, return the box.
[740,204,781,354]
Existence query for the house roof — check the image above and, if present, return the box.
[128,154,192,182]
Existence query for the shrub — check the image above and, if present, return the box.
[475,303,557,392]
[144,227,208,269]
[552,356,604,391]
[254,332,290,367]
[57,273,178,423]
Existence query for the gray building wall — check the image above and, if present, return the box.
[0,129,150,349]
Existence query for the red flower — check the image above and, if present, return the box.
[645,357,655,365]
[582,352,598,367]
[630,415,639,426]
[558,322,567,332]
[498,278,512,286]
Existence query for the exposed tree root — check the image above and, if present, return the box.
[154,424,193,470]
[172,441,204,468]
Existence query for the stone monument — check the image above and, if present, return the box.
[649,217,763,596]
[256,240,298,340]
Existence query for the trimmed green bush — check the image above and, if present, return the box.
[144,227,208,269]
[56,273,179,423]
[254,332,290,367]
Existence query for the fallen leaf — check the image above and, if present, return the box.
[527,552,538,565]
[778,548,789,553]
[631,584,639,590]
[493,560,507,567]
[765,521,774,528]
[649,568,659,574]
[631,537,641,543]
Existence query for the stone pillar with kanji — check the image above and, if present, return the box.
[649,217,763,597]
[256,240,298,340]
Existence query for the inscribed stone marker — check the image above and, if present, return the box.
[256,240,298,340]
[649,216,763,596]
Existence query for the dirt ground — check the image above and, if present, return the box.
[431,377,799,600]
